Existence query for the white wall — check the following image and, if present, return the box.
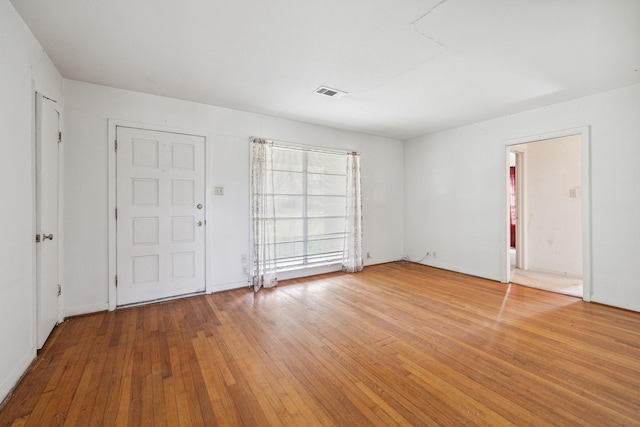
[405,83,640,311]
[62,80,404,316]
[0,0,63,404]
[524,135,582,276]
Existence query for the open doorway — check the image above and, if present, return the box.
[509,151,525,270]
[505,128,592,300]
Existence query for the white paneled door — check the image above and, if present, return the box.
[36,94,60,349]
[116,127,205,306]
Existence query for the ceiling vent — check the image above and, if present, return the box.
[314,86,348,99]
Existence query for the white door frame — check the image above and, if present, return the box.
[503,126,592,302]
[107,120,212,310]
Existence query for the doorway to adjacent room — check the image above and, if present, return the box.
[505,129,591,299]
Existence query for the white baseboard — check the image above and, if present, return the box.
[209,259,404,293]
[417,259,500,283]
[63,302,110,318]
[591,294,640,313]
[209,281,250,293]
[0,348,36,407]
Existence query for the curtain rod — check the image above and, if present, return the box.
[252,136,359,156]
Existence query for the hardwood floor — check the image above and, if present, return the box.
[1,262,639,426]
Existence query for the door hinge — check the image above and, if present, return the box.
[57,284,61,296]
[115,208,118,220]
[115,275,118,287]
[58,131,62,143]
[114,140,118,151]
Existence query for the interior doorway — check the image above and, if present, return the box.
[505,128,591,300]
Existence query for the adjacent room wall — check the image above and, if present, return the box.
[404,83,640,312]
[524,135,582,276]
[0,0,63,404]
[62,80,405,316]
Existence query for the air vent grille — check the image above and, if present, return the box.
[314,86,347,99]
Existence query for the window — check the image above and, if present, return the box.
[268,146,348,270]
[251,137,362,290]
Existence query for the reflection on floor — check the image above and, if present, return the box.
[509,249,583,298]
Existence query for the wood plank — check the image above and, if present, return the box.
[1,262,640,426]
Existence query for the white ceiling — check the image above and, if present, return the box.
[11,0,640,140]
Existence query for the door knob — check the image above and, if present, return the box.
[43,233,54,241]
[197,221,203,227]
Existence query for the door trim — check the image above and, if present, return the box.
[503,126,592,302]
[107,120,211,311]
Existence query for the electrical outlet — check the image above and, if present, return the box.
[242,265,248,275]
[366,252,372,259]
[214,186,224,196]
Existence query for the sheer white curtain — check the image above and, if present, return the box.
[342,152,363,273]
[250,137,278,291]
